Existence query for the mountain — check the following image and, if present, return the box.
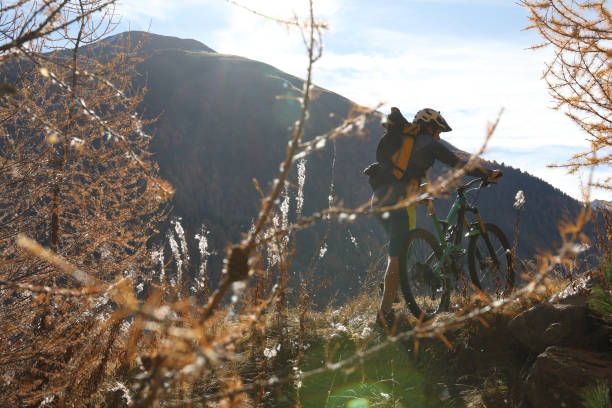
[106,31,591,299]
[8,31,595,302]
[591,200,611,211]
[120,32,382,293]
[101,32,216,54]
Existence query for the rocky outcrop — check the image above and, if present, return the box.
[507,273,612,407]
[509,272,609,354]
[508,303,590,353]
[523,346,612,408]
[548,273,594,306]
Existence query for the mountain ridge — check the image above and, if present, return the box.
[102,31,217,54]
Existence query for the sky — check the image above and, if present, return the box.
[115,0,611,202]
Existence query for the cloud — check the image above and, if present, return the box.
[307,29,605,200]
[117,0,339,23]
[484,145,612,201]
[222,0,341,19]
[116,0,188,21]
[209,0,341,81]
[312,35,579,138]
[400,0,514,4]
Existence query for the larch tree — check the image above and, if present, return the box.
[0,1,171,405]
[522,0,611,193]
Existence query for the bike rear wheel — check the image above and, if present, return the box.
[467,223,514,297]
[399,228,450,319]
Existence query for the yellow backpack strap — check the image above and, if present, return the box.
[390,123,420,180]
[391,134,414,179]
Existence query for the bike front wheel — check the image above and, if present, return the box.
[467,223,514,297]
[399,228,450,319]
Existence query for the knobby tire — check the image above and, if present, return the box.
[399,228,450,320]
[467,223,514,297]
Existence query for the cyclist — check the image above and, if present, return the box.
[373,107,502,330]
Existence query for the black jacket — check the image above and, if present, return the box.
[377,129,489,185]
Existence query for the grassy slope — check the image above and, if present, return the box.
[208,280,580,408]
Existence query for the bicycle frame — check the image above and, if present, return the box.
[400,178,512,318]
[423,178,491,279]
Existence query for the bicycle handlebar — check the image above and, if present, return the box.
[457,177,485,195]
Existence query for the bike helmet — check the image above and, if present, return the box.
[413,108,452,132]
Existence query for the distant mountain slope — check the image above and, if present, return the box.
[134,37,375,290]
[592,200,612,211]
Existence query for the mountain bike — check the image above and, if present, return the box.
[398,178,514,319]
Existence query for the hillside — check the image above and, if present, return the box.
[100,31,588,299]
[3,31,589,300]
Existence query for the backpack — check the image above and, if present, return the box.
[363,162,390,191]
[363,122,420,191]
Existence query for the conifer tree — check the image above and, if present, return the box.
[0,1,171,404]
[523,0,611,192]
